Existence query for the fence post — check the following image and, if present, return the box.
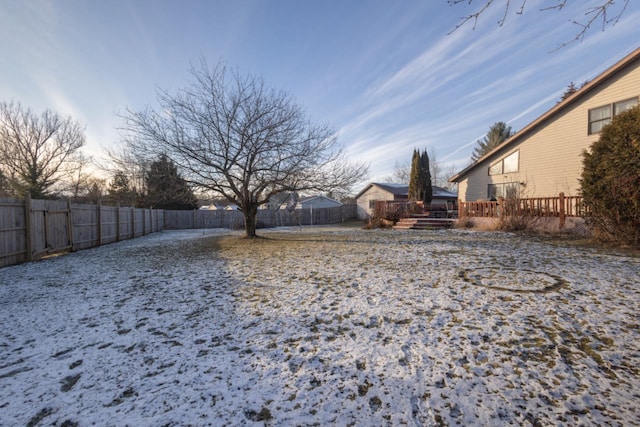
[142,207,147,235]
[559,192,565,229]
[116,203,121,241]
[25,193,33,262]
[67,198,75,252]
[98,199,103,246]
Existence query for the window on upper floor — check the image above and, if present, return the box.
[589,97,639,134]
[488,150,519,176]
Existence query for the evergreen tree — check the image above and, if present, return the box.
[145,154,198,210]
[420,150,432,204]
[581,105,640,247]
[108,170,137,206]
[408,148,432,204]
[471,121,514,162]
[558,81,589,103]
[559,82,579,102]
[408,149,421,202]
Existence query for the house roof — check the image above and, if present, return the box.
[355,183,407,199]
[432,187,457,198]
[449,46,640,183]
[355,183,456,199]
[299,195,342,205]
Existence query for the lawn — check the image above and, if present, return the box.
[0,227,638,426]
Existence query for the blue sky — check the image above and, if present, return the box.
[1,0,639,186]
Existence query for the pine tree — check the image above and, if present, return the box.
[408,149,421,202]
[145,154,198,210]
[420,150,432,204]
[108,170,137,206]
[471,122,514,162]
[408,148,432,204]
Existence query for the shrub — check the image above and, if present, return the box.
[581,105,640,247]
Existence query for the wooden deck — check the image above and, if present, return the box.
[392,214,457,230]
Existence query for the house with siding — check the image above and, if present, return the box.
[450,47,640,202]
[283,195,343,210]
[355,183,457,219]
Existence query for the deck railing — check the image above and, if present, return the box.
[375,193,589,228]
[459,193,589,227]
[374,201,456,221]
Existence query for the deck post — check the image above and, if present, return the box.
[559,192,565,229]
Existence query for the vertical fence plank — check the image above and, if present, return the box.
[67,199,75,252]
[25,193,33,262]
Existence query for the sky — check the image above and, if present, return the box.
[1,0,639,187]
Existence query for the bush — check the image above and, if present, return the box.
[581,105,640,247]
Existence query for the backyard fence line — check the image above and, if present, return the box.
[163,204,358,230]
[1,198,357,268]
[0,195,164,268]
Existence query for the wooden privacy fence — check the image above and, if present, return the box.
[1,198,356,268]
[458,193,589,227]
[0,195,164,268]
[163,205,358,230]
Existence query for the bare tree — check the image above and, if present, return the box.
[448,0,629,48]
[67,153,94,200]
[0,101,86,198]
[121,61,368,237]
[380,160,410,184]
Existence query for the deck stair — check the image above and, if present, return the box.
[393,214,457,230]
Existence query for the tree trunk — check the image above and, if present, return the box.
[243,205,259,238]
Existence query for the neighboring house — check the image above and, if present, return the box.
[280,195,343,210]
[450,47,640,202]
[355,183,457,219]
[199,204,222,210]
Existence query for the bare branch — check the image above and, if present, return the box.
[119,61,368,236]
[449,0,629,48]
[0,101,86,198]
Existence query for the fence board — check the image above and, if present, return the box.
[1,199,353,269]
[0,198,165,269]
[164,205,357,230]
[0,198,27,268]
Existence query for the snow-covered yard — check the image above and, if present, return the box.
[0,227,638,426]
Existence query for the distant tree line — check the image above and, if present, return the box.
[0,101,198,209]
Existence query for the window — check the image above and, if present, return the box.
[488,151,519,176]
[488,182,519,200]
[369,200,377,209]
[589,97,639,134]
[502,151,519,173]
[489,162,502,175]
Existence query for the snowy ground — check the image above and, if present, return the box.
[0,226,638,426]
